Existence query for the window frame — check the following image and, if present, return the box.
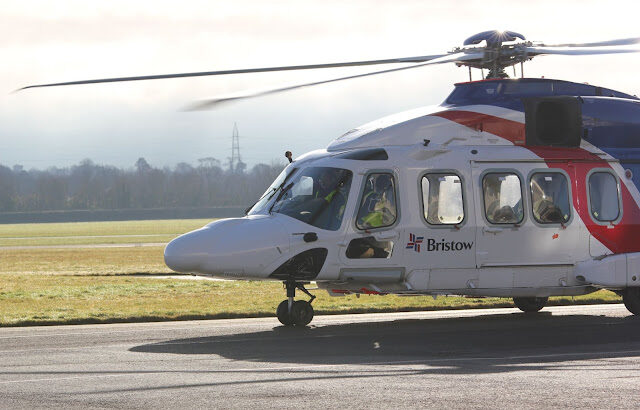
[480,169,527,226]
[527,168,574,227]
[419,170,467,228]
[352,169,401,233]
[586,168,623,225]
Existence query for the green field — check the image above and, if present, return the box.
[1,247,171,275]
[0,218,624,326]
[0,219,212,246]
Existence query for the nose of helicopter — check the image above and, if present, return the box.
[164,216,290,276]
[164,227,212,272]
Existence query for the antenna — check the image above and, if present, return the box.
[230,122,244,173]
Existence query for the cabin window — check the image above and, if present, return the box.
[482,173,524,224]
[421,174,464,225]
[529,172,571,224]
[589,172,620,222]
[346,237,394,259]
[356,173,397,230]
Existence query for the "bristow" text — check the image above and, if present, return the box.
[426,238,473,251]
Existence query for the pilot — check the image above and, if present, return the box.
[311,168,350,230]
[357,174,396,229]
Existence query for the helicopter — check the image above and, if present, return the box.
[20,30,640,326]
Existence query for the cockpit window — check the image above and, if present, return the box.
[270,167,353,231]
[247,165,296,215]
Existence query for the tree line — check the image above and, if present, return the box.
[0,158,285,212]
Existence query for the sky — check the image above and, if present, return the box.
[3,0,640,170]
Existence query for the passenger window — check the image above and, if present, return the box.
[346,237,393,259]
[482,173,523,224]
[589,172,620,221]
[356,173,397,230]
[421,174,464,225]
[530,172,571,224]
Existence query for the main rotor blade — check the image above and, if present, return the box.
[524,46,640,56]
[186,52,484,111]
[16,54,447,92]
[540,37,640,48]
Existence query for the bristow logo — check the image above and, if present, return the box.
[406,233,424,252]
[406,234,474,253]
[426,238,473,251]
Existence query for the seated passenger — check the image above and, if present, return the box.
[535,199,564,223]
[484,179,519,224]
[346,236,392,259]
[357,174,396,229]
[492,205,517,223]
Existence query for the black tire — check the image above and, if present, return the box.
[513,296,548,313]
[623,288,640,315]
[276,300,294,326]
[291,300,314,326]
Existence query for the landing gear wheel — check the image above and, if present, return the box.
[513,296,548,313]
[623,288,640,315]
[276,300,293,326]
[275,281,316,326]
[291,300,314,326]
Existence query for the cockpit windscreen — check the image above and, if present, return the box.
[270,167,353,231]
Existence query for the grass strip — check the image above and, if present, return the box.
[0,219,212,238]
[0,235,177,247]
[0,274,622,327]
[0,219,213,246]
[0,247,172,275]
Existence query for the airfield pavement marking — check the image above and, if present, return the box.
[0,303,628,341]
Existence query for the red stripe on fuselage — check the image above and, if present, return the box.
[433,111,526,145]
[434,110,640,254]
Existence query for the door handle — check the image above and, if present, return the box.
[482,227,504,234]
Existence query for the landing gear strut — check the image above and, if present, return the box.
[276,280,315,326]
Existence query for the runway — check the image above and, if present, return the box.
[1,304,639,409]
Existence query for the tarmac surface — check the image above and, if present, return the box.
[1,304,639,409]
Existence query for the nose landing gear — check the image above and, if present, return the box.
[276,280,316,326]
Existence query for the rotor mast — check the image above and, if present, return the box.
[459,30,527,79]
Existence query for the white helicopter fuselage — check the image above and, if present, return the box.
[164,89,640,299]
[21,30,640,323]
